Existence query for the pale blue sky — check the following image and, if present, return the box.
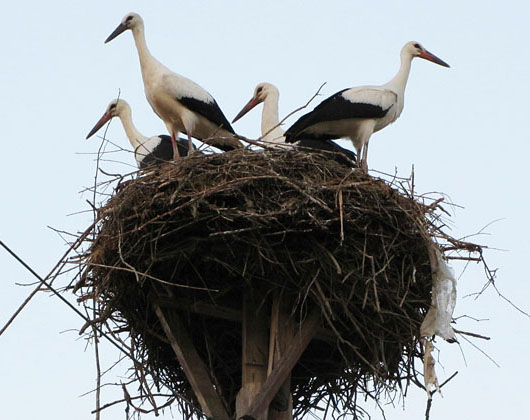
[1,1,529,419]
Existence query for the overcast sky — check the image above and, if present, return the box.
[1,1,529,419]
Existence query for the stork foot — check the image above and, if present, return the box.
[356,158,368,173]
[187,134,194,157]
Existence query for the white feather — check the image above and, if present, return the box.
[162,74,214,103]
[341,87,397,111]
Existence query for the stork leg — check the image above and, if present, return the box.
[352,136,365,172]
[187,132,194,156]
[171,131,180,160]
[355,146,364,171]
[361,141,369,172]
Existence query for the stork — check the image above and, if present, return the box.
[284,41,449,171]
[232,82,356,165]
[233,82,285,144]
[105,13,242,158]
[86,98,194,169]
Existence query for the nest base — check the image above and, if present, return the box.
[77,149,446,419]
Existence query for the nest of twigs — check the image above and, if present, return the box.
[74,148,477,419]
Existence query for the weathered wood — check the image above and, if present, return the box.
[242,310,321,420]
[155,295,242,322]
[268,294,296,420]
[154,304,230,420]
[236,293,270,420]
[154,295,335,343]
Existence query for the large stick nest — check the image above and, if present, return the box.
[75,148,465,419]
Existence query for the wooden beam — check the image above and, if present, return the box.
[154,296,335,343]
[155,295,241,322]
[241,310,321,420]
[236,293,270,420]
[154,304,230,420]
[268,294,296,420]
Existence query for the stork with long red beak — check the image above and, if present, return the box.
[86,98,194,168]
[105,13,242,157]
[232,82,356,165]
[233,82,285,144]
[284,41,450,171]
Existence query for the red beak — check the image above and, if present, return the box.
[86,111,112,139]
[232,96,261,123]
[419,49,450,68]
[105,23,127,43]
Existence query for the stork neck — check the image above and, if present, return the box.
[261,92,285,142]
[118,107,147,150]
[131,24,164,79]
[385,51,413,94]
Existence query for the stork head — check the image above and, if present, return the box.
[105,13,143,43]
[232,82,279,123]
[403,41,450,68]
[86,99,130,139]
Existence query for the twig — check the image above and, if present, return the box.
[92,302,102,420]
[453,328,490,341]
[0,239,135,359]
[0,221,95,337]
[459,334,500,367]
[278,82,327,127]
[90,394,174,414]
[425,371,458,420]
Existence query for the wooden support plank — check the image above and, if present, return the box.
[268,293,296,420]
[154,295,335,343]
[155,295,242,322]
[241,310,321,420]
[154,304,230,420]
[236,293,270,420]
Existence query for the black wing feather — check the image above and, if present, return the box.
[209,141,241,152]
[138,136,195,169]
[285,89,390,143]
[296,139,357,167]
[179,97,235,134]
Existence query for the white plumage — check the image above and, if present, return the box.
[105,13,242,156]
[232,82,357,165]
[86,98,193,168]
[285,41,450,170]
[232,82,285,144]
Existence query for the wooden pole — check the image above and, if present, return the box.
[268,292,296,420]
[241,310,320,420]
[154,305,230,420]
[151,284,230,420]
[236,292,270,420]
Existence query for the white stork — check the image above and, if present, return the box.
[86,98,194,169]
[284,41,450,171]
[232,82,285,144]
[232,82,356,165]
[105,13,242,157]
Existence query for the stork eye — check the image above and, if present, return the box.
[257,87,263,93]
[126,15,134,22]
[110,104,117,110]
[413,43,421,49]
